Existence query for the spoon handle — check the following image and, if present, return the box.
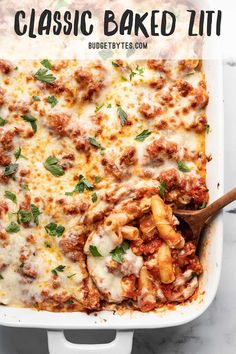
[201,187,236,221]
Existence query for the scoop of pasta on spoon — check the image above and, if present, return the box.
[173,187,236,246]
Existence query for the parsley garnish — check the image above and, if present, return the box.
[4,163,18,176]
[34,68,56,84]
[88,137,105,151]
[117,106,127,126]
[94,176,101,183]
[66,299,74,305]
[135,129,152,142]
[107,103,112,108]
[44,156,65,177]
[21,183,29,191]
[0,117,6,126]
[205,124,210,134]
[130,65,144,81]
[41,59,52,70]
[92,192,98,203]
[21,114,37,133]
[5,222,20,233]
[32,95,40,101]
[0,274,3,280]
[159,182,167,200]
[45,222,65,237]
[67,273,76,279]
[17,204,41,225]
[121,76,128,82]
[89,245,102,257]
[111,240,130,264]
[31,204,41,225]
[4,191,17,204]
[65,175,93,195]
[95,103,104,113]
[51,265,66,276]
[47,96,58,108]
[44,241,51,248]
[199,202,207,209]
[177,161,191,173]
[14,147,27,161]
[112,61,120,67]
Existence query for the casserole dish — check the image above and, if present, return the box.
[0,57,224,354]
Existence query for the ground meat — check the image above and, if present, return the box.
[176,80,193,97]
[21,263,38,279]
[0,201,8,218]
[82,278,101,311]
[60,232,86,253]
[146,137,178,160]
[139,214,158,241]
[0,129,18,151]
[150,76,166,90]
[147,60,166,72]
[0,60,13,74]
[47,113,70,137]
[101,157,123,181]
[8,101,30,114]
[0,88,5,106]
[191,87,209,109]
[120,146,137,166]
[139,103,162,119]
[75,67,104,101]
[0,151,11,166]
[178,59,200,71]
[158,168,179,189]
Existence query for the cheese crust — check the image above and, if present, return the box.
[0,58,208,312]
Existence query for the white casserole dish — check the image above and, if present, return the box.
[0,58,224,354]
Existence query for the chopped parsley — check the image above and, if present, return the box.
[17,210,32,224]
[130,65,144,81]
[111,240,130,264]
[34,68,56,84]
[65,175,93,195]
[159,182,167,200]
[17,204,41,225]
[21,183,29,191]
[92,192,98,203]
[177,161,191,173]
[67,273,76,279]
[95,103,104,113]
[21,114,37,133]
[4,191,17,204]
[135,129,152,142]
[117,106,127,126]
[0,117,6,126]
[41,59,52,70]
[45,222,65,237]
[89,245,102,257]
[32,95,40,102]
[51,265,66,276]
[4,163,18,176]
[44,156,65,177]
[107,103,112,108]
[112,61,120,67]
[94,176,101,183]
[14,147,27,161]
[205,124,210,134]
[121,76,128,82]
[66,299,74,305]
[0,274,3,280]
[47,95,58,108]
[31,204,41,225]
[88,137,105,151]
[199,202,207,209]
[5,222,20,233]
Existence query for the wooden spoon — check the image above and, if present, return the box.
[174,187,236,246]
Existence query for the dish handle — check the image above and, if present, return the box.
[47,330,134,354]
